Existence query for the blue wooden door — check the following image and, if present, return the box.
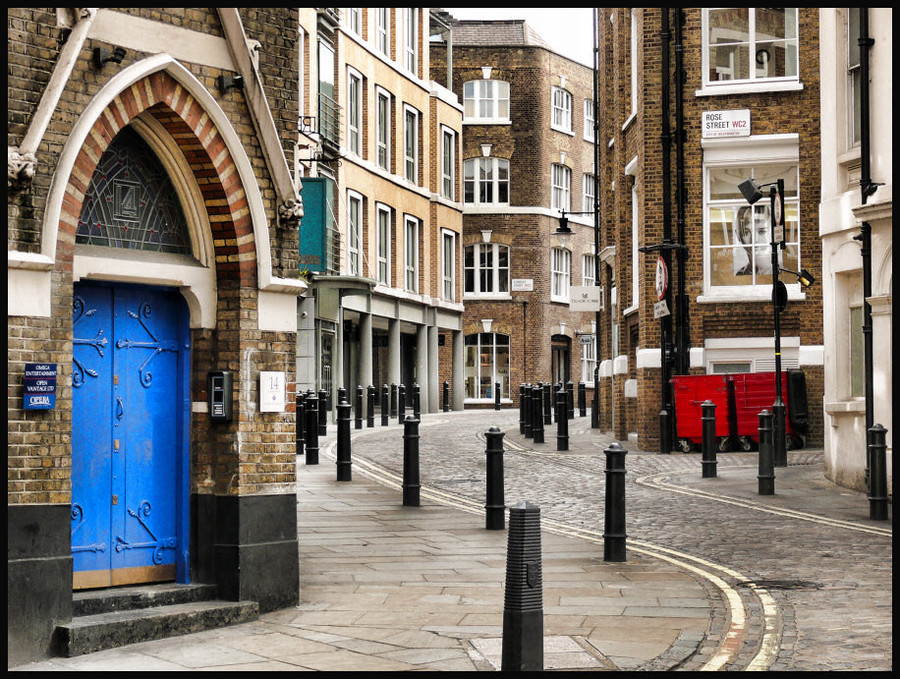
[72,282,189,588]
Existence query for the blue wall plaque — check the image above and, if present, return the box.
[24,363,57,410]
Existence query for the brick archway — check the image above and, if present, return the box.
[60,70,256,287]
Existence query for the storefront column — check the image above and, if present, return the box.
[428,325,439,413]
[452,329,465,410]
[388,318,401,387]
[359,312,373,414]
[416,324,429,413]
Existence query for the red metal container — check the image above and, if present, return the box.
[672,374,734,452]
[731,371,792,448]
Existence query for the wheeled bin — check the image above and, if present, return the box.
[672,374,736,452]
[731,370,808,450]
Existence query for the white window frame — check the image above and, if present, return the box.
[404,7,418,75]
[441,126,456,200]
[403,105,419,185]
[375,203,392,286]
[583,98,595,142]
[581,330,597,387]
[347,67,363,156]
[551,164,571,211]
[551,86,573,133]
[374,8,390,58]
[630,9,638,119]
[347,190,363,277]
[464,242,510,298]
[846,8,862,149]
[375,87,391,171]
[464,332,511,402]
[582,253,596,288]
[700,134,803,302]
[700,8,801,94]
[404,214,419,293]
[346,7,361,35]
[582,173,596,213]
[463,79,510,123]
[463,157,509,205]
[551,247,571,303]
[441,229,456,301]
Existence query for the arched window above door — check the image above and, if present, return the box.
[77,126,190,255]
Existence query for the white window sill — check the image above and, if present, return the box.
[695,81,804,97]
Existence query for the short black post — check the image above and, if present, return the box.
[318,388,328,435]
[701,400,717,478]
[578,382,586,417]
[402,415,420,507]
[868,423,889,520]
[398,384,406,424]
[381,384,389,426]
[518,384,526,434]
[336,397,352,481]
[501,501,543,672]
[495,382,501,410]
[354,385,363,430]
[295,391,305,456]
[390,382,398,417]
[556,387,568,451]
[484,426,506,530]
[523,384,533,438]
[773,400,787,468]
[531,385,544,444]
[413,383,421,419]
[366,384,375,428]
[757,409,774,495]
[553,382,562,422]
[443,380,450,412]
[543,383,551,425]
[566,381,575,420]
[305,393,319,465]
[603,442,627,562]
[337,386,346,404]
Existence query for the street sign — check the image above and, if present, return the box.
[570,285,602,311]
[655,256,668,301]
[511,278,533,291]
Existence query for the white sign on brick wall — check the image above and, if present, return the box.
[701,109,751,138]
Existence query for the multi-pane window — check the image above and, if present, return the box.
[463,80,510,122]
[847,8,862,148]
[441,127,456,200]
[375,8,390,57]
[346,8,361,35]
[551,247,571,302]
[464,333,510,401]
[463,158,509,205]
[347,190,363,276]
[441,230,456,300]
[347,69,362,156]
[551,87,573,133]
[464,243,509,296]
[581,334,597,386]
[376,89,391,170]
[551,164,571,211]
[582,173,596,213]
[582,253,597,287]
[404,215,419,292]
[404,8,418,75]
[404,106,419,184]
[706,162,800,288]
[584,99,595,142]
[704,8,799,86]
[375,204,391,285]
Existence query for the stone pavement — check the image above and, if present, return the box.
[11,407,888,672]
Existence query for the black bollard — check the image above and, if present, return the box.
[390,382,398,417]
[381,384,389,426]
[603,442,627,562]
[556,387,568,451]
[531,385,544,444]
[773,401,787,468]
[591,380,599,429]
[495,381,501,410]
[566,381,575,420]
[868,423,889,520]
[295,391,305,456]
[701,400,717,478]
[413,383,421,419]
[354,385,363,430]
[553,382,562,423]
[398,384,406,425]
[443,380,450,412]
[578,382,586,417]
[523,384,533,438]
[336,397,352,481]
[757,409,774,495]
[484,426,506,530]
[543,383,551,425]
[519,384,526,434]
[318,388,328,436]
[501,501,543,672]
[305,393,319,465]
[367,384,375,428]
[402,415,420,507]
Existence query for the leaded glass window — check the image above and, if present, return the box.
[77,126,190,254]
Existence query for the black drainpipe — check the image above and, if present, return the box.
[674,8,690,376]
[659,9,674,453]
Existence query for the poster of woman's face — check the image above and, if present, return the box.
[733,204,773,275]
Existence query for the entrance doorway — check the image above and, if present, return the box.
[71,282,190,589]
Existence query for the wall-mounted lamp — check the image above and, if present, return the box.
[217,74,245,94]
[93,46,126,69]
[781,267,815,289]
[554,210,574,247]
